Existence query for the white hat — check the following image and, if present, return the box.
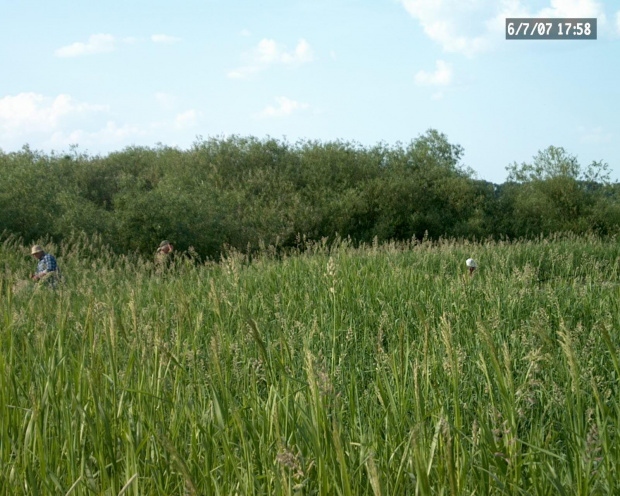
[466,258,477,268]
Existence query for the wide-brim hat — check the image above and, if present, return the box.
[466,258,477,268]
[31,245,44,255]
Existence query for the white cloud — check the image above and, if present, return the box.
[0,93,120,149]
[537,0,605,19]
[55,33,182,57]
[50,121,146,147]
[0,93,205,151]
[398,0,491,56]
[240,29,252,37]
[174,110,199,129]
[256,97,309,119]
[155,92,178,111]
[151,34,182,44]
[578,125,612,144]
[227,66,262,79]
[255,38,313,64]
[486,0,535,34]
[415,60,453,86]
[50,111,201,148]
[616,10,620,34]
[0,93,108,136]
[228,38,314,79]
[55,34,116,58]
[399,0,608,56]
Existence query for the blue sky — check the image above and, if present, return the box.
[1,0,618,183]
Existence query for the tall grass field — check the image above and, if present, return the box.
[1,234,619,494]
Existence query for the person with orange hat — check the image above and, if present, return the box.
[30,245,61,287]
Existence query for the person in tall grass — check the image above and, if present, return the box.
[155,240,174,273]
[30,244,61,288]
[466,258,477,276]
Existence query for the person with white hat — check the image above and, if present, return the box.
[30,245,61,287]
[466,258,477,276]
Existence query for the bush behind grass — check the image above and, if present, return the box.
[0,233,619,494]
[2,134,618,260]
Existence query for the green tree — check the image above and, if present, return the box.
[505,146,614,235]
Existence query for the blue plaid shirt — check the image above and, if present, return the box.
[36,253,58,274]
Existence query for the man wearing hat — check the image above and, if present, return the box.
[30,245,61,287]
[155,240,174,273]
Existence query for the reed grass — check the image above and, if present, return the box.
[0,233,619,494]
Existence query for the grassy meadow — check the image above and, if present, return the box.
[0,233,619,495]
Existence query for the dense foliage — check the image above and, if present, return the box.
[1,234,619,494]
[1,131,618,258]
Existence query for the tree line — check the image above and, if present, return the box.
[1,130,618,259]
